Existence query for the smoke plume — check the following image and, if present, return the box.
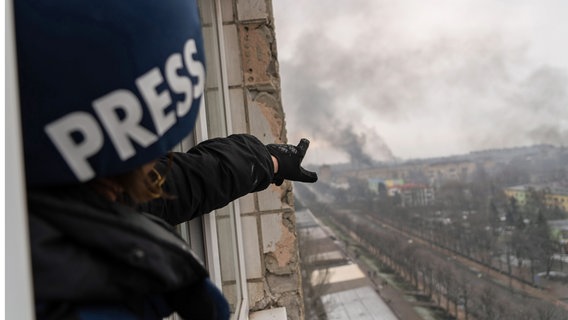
[275,0,568,162]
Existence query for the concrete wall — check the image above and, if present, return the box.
[220,0,304,319]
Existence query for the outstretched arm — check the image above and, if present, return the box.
[140,134,318,225]
[140,134,275,225]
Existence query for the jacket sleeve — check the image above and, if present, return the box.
[140,134,275,225]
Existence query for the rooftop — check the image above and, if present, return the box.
[322,286,398,320]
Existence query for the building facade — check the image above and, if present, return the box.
[175,1,305,319]
[504,184,568,213]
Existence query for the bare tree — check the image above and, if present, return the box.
[532,301,567,320]
[456,271,474,320]
[476,285,507,320]
[437,263,457,314]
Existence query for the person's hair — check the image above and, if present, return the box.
[91,153,173,205]
[113,166,167,204]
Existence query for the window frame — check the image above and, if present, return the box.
[178,1,249,318]
[6,1,36,318]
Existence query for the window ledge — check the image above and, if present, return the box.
[249,307,287,320]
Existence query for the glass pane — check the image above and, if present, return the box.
[197,0,242,314]
[174,136,206,262]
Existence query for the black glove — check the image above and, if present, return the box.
[266,139,318,186]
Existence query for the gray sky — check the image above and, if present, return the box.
[273,0,568,164]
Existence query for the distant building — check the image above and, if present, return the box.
[504,184,568,212]
[504,185,529,205]
[365,178,404,195]
[390,183,435,207]
[423,160,476,185]
[367,178,385,194]
[384,179,405,190]
[296,209,397,320]
[365,178,435,207]
[548,220,568,254]
[545,187,568,212]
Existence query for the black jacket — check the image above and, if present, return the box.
[28,134,275,318]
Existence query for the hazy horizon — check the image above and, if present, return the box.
[306,142,566,168]
[273,0,568,165]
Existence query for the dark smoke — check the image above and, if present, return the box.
[280,54,396,164]
[333,125,374,166]
[276,1,568,161]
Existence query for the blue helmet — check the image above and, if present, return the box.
[15,0,205,186]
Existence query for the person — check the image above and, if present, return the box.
[14,0,317,319]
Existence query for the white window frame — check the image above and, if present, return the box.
[176,1,250,318]
[6,0,36,318]
[201,0,249,316]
